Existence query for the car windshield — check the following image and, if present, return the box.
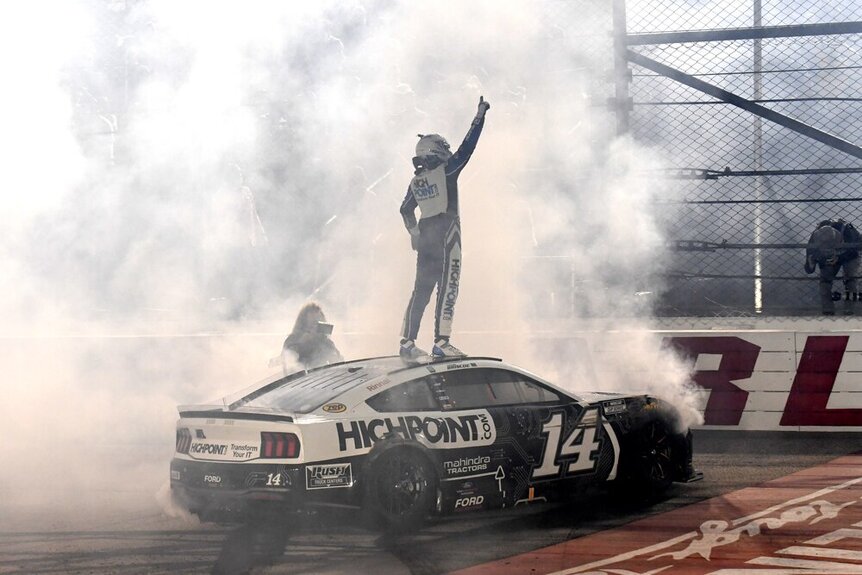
[232,360,397,414]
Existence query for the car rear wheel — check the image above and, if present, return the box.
[366,448,436,531]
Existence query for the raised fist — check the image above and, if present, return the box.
[477,96,490,116]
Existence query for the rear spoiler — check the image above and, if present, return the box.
[177,405,295,423]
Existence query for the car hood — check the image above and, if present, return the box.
[577,391,639,405]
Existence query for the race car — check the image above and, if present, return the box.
[170,356,701,530]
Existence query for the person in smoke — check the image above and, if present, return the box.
[209,164,270,319]
[226,163,269,249]
[399,96,490,360]
[283,302,343,370]
[804,218,861,315]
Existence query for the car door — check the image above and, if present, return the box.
[438,366,611,508]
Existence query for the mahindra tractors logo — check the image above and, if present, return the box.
[444,455,490,476]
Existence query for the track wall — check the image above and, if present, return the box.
[586,328,862,431]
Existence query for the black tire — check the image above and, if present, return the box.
[366,448,436,531]
[640,420,675,493]
[617,419,675,502]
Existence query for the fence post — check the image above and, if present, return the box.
[753,0,764,313]
[612,0,631,135]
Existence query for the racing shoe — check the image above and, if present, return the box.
[432,339,466,358]
[399,339,427,361]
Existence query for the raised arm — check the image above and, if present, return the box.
[447,96,490,176]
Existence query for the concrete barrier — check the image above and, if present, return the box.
[584,324,862,431]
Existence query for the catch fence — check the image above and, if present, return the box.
[618,0,862,316]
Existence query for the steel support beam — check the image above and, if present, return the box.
[627,21,862,45]
[625,49,862,161]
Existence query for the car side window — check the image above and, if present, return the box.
[513,376,563,404]
[439,370,493,409]
[366,378,440,412]
[441,368,561,409]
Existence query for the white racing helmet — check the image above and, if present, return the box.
[415,133,452,162]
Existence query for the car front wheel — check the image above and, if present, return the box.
[617,419,675,501]
[638,420,674,494]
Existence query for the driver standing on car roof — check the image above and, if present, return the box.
[398,96,490,361]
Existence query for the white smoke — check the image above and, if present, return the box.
[0,0,702,531]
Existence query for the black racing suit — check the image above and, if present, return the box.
[283,332,342,370]
[806,222,850,314]
[400,115,486,342]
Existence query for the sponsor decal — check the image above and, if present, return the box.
[431,385,453,409]
[190,442,227,455]
[203,474,222,484]
[170,470,181,480]
[365,379,390,392]
[444,455,490,476]
[602,399,626,415]
[189,441,259,461]
[413,177,439,200]
[454,495,484,510]
[336,411,496,451]
[305,463,353,490]
[441,258,461,322]
[322,402,347,413]
[230,443,258,460]
[446,362,477,371]
[195,429,206,439]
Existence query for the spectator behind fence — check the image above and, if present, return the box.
[281,302,343,371]
[804,218,861,315]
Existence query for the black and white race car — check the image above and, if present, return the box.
[171,356,701,529]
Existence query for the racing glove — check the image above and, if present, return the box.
[408,227,420,251]
[475,96,490,120]
[804,255,816,274]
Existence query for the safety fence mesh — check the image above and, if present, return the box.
[66,1,862,321]
[624,1,862,317]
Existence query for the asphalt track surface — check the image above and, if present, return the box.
[1,430,860,575]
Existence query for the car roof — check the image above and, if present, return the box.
[230,355,505,414]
